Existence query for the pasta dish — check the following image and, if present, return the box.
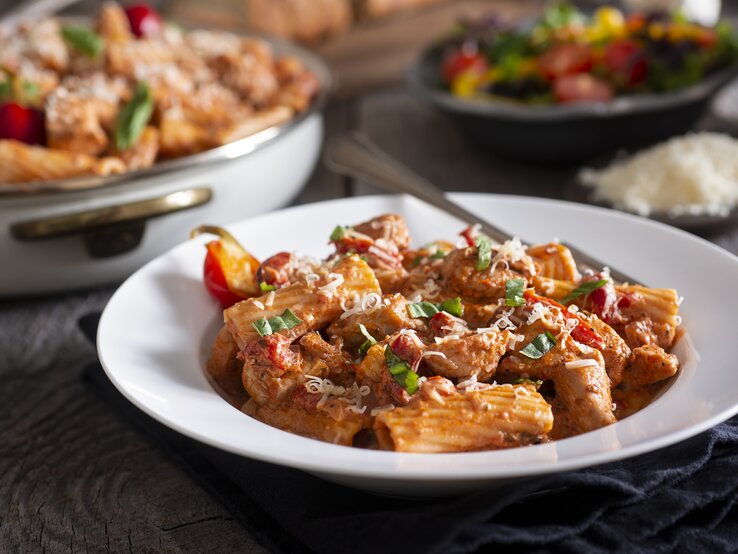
[201,214,681,452]
[0,2,318,183]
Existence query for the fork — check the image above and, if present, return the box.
[325,132,639,284]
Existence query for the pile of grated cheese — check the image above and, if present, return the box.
[579,133,738,217]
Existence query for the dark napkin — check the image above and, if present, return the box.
[80,313,738,554]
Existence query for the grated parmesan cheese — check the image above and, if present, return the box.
[265,291,276,307]
[580,133,738,217]
[304,376,370,414]
[490,237,536,276]
[564,359,600,369]
[318,273,344,297]
[252,300,265,310]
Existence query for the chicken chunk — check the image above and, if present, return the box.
[622,344,679,387]
[423,330,511,381]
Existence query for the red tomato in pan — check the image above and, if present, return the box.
[539,43,593,80]
[553,74,614,104]
[441,49,487,83]
[124,3,163,38]
[0,103,46,145]
[604,40,648,85]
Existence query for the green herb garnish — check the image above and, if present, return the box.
[259,281,275,292]
[408,301,440,319]
[114,81,153,150]
[330,225,346,241]
[358,324,377,357]
[61,25,103,58]
[519,332,557,360]
[407,297,464,319]
[505,278,526,307]
[475,234,492,271]
[384,346,420,395]
[512,378,544,390]
[439,297,463,317]
[251,309,302,337]
[561,279,608,305]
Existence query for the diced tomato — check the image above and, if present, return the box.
[538,43,593,80]
[626,12,646,33]
[256,252,292,288]
[333,235,374,255]
[524,290,604,350]
[695,29,718,49]
[124,3,163,38]
[553,74,614,104]
[390,334,422,367]
[0,103,46,145]
[604,40,648,85]
[459,225,478,247]
[441,48,487,84]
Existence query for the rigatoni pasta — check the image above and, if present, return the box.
[200,214,683,452]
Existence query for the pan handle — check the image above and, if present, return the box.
[10,187,212,258]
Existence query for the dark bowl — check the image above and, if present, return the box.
[407,42,738,164]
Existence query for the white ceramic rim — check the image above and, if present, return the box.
[98,193,738,481]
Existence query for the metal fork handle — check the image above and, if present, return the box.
[325,132,639,285]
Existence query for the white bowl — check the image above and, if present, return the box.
[98,194,738,496]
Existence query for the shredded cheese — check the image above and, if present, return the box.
[489,237,536,276]
[580,132,738,217]
[252,300,265,310]
[318,273,344,297]
[339,292,383,320]
[304,376,370,414]
[564,359,600,369]
[265,291,275,307]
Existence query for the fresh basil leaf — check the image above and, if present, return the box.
[358,324,377,357]
[61,25,103,58]
[384,345,420,395]
[512,377,543,389]
[21,81,39,102]
[505,278,526,307]
[330,225,346,241]
[259,281,275,292]
[252,317,271,337]
[430,250,447,260]
[268,308,301,332]
[519,332,557,359]
[439,297,463,318]
[408,301,440,319]
[475,234,492,271]
[561,279,608,305]
[114,81,154,150]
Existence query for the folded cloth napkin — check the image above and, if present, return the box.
[80,313,738,554]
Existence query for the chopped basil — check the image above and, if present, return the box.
[251,309,302,337]
[384,346,420,395]
[407,301,440,319]
[439,297,463,318]
[330,225,346,241]
[519,332,557,360]
[412,256,423,267]
[430,249,447,260]
[562,279,609,305]
[114,81,154,150]
[0,80,10,101]
[475,234,492,271]
[505,278,526,307]
[408,297,464,319]
[512,377,543,389]
[358,324,377,357]
[22,81,39,102]
[252,317,271,337]
[61,25,103,58]
[259,281,275,292]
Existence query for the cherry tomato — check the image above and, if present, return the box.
[441,48,487,84]
[538,43,593,80]
[124,3,163,38]
[191,225,261,308]
[0,102,46,145]
[553,74,614,104]
[626,12,646,33]
[604,40,648,85]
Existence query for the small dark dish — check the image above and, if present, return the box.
[564,152,738,233]
[407,44,738,164]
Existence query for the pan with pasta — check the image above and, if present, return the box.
[201,213,682,453]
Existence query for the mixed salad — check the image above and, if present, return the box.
[440,4,738,105]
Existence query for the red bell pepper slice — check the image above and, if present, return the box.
[191,225,261,308]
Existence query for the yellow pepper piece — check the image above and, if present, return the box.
[649,23,666,41]
[452,70,482,97]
